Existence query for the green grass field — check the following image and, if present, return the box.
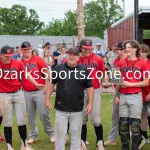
[0,94,149,150]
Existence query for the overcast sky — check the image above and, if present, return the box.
[0,0,150,24]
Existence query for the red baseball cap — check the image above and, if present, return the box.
[80,38,94,49]
[0,45,14,56]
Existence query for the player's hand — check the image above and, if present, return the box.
[115,97,120,105]
[102,82,112,89]
[85,104,92,115]
[45,100,52,111]
[36,84,46,90]
[122,81,133,88]
[146,93,150,102]
[42,87,46,94]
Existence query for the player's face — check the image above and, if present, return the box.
[115,49,121,55]
[67,53,79,67]
[1,55,12,64]
[140,50,147,59]
[22,48,32,58]
[125,43,136,56]
[81,47,90,56]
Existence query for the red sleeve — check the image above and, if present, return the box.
[142,61,148,79]
[18,61,25,79]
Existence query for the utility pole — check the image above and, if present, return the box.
[77,0,85,43]
[122,0,125,17]
[134,0,139,41]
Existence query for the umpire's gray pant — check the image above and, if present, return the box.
[108,90,119,141]
[24,90,54,139]
[82,88,101,127]
[55,110,82,150]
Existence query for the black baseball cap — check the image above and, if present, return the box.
[66,47,79,55]
[21,41,31,49]
[80,38,94,49]
[115,42,124,50]
[45,42,51,46]
[0,45,14,56]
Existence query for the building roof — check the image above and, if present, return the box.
[111,7,150,28]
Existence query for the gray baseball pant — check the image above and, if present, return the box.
[0,90,26,127]
[24,90,54,139]
[108,90,119,141]
[82,88,101,126]
[55,110,82,150]
[148,103,150,116]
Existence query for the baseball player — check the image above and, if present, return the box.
[78,38,109,150]
[20,41,55,144]
[45,47,94,150]
[0,45,44,150]
[0,55,6,142]
[115,40,149,150]
[138,44,150,149]
[104,42,126,146]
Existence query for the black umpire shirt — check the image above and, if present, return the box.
[52,62,93,112]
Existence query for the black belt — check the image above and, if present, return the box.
[0,88,21,93]
[24,89,39,92]
[121,92,140,95]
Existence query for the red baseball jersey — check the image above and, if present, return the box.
[0,59,24,92]
[21,56,47,91]
[119,57,148,94]
[78,53,105,89]
[142,59,150,102]
[113,57,121,68]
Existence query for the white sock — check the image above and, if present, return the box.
[7,143,12,149]
[81,140,86,146]
[21,139,27,147]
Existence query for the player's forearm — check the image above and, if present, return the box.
[87,87,94,105]
[45,82,55,102]
[44,69,50,85]
[27,74,38,87]
[115,85,120,98]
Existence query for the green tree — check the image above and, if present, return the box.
[40,10,77,36]
[40,19,63,36]
[0,5,44,35]
[84,0,123,37]
[62,10,77,36]
[40,0,123,37]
